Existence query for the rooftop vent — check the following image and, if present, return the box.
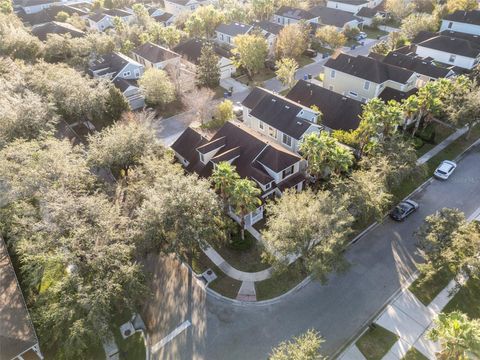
[285,105,290,109]
[271,98,277,102]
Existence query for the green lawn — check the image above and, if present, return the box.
[255,261,306,301]
[362,26,388,39]
[402,347,428,360]
[297,55,315,67]
[356,325,398,360]
[409,268,455,306]
[192,251,242,299]
[212,230,271,273]
[443,277,480,319]
[236,68,276,86]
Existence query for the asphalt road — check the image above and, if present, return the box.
[149,145,480,360]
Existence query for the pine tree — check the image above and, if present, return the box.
[196,42,220,88]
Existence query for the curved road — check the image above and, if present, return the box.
[146,145,480,360]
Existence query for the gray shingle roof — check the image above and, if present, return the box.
[324,53,415,84]
[274,6,317,20]
[417,35,480,58]
[173,39,231,64]
[381,52,453,79]
[309,6,362,27]
[286,80,363,131]
[132,42,180,64]
[31,21,85,41]
[328,0,368,5]
[216,22,252,37]
[443,9,480,25]
[255,20,284,35]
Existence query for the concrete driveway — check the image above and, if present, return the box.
[149,145,480,360]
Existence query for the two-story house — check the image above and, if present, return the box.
[286,80,363,132]
[163,0,210,15]
[215,22,252,46]
[19,3,90,26]
[131,42,181,70]
[323,53,418,102]
[273,6,318,25]
[326,0,370,14]
[174,38,236,79]
[241,87,322,153]
[31,21,85,41]
[88,52,145,110]
[254,20,284,54]
[1,236,44,360]
[309,6,363,30]
[412,31,480,70]
[440,9,480,36]
[171,122,306,226]
[18,0,87,15]
[378,51,455,86]
[87,8,134,32]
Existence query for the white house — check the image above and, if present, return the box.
[174,38,236,79]
[87,8,134,32]
[440,9,480,36]
[326,0,378,14]
[273,6,318,25]
[89,52,145,109]
[309,6,363,30]
[171,122,306,226]
[254,20,284,54]
[323,53,418,102]
[215,22,252,46]
[163,0,210,15]
[19,0,91,14]
[414,34,480,70]
[131,42,181,69]
[241,87,322,154]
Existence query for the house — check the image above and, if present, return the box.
[440,9,480,36]
[19,3,90,26]
[323,53,418,101]
[31,21,85,41]
[173,38,236,79]
[215,22,252,46]
[241,87,322,153]
[89,52,145,110]
[286,80,363,132]
[171,122,306,226]
[87,8,134,32]
[377,87,418,103]
[412,32,480,70]
[152,11,174,26]
[355,2,386,26]
[131,42,181,69]
[326,0,371,14]
[163,0,210,15]
[378,51,455,85]
[273,6,318,25]
[309,6,363,30]
[19,0,59,15]
[0,236,44,360]
[254,20,284,53]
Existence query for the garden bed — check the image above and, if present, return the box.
[356,325,398,360]
[402,347,428,360]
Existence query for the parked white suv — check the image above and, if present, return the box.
[434,160,457,180]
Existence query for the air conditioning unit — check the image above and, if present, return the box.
[120,321,136,339]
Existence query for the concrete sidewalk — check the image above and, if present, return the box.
[417,127,468,165]
[203,246,272,282]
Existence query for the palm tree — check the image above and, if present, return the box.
[230,179,261,240]
[428,311,480,360]
[211,162,240,211]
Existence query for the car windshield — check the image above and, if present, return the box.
[437,169,447,174]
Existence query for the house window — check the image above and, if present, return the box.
[268,126,277,138]
[258,120,264,130]
[449,54,456,63]
[282,133,292,147]
[123,70,131,77]
[448,21,453,29]
[220,34,224,40]
[329,85,334,91]
[364,81,370,90]
[282,165,294,179]
[134,69,140,78]
[265,182,271,190]
[227,36,231,43]
[349,91,358,97]
[330,69,336,78]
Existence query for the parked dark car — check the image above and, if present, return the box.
[303,48,318,58]
[389,200,419,221]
